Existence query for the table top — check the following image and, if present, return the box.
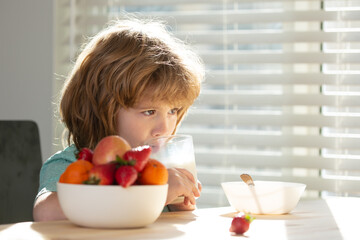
[0,197,359,240]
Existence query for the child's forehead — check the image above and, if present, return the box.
[134,91,183,108]
[133,99,179,109]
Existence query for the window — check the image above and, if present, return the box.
[54,0,360,208]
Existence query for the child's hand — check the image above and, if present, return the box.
[166,168,201,209]
[182,180,202,207]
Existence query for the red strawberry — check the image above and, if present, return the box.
[123,145,152,172]
[229,212,254,235]
[84,163,116,185]
[77,148,93,163]
[115,166,138,188]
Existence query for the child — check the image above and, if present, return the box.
[33,17,204,221]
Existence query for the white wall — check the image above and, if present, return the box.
[0,0,54,162]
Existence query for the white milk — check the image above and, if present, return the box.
[164,155,198,184]
[145,135,198,204]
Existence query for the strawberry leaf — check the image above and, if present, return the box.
[83,176,100,185]
[128,159,136,166]
[115,155,128,166]
[115,155,136,166]
[244,213,255,223]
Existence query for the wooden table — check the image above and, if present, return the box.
[0,197,359,240]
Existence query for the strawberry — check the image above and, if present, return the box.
[76,148,93,163]
[123,145,152,172]
[115,166,138,188]
[84,163,116,185]
[229,212,254,235]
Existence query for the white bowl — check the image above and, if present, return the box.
[221,181,306,214]
[57,182,168,228]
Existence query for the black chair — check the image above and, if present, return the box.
[0,120,42,224]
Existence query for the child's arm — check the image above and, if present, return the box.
[166,168,201,211]
[33,192,67,221]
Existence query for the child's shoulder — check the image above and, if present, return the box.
[45,144,77,164]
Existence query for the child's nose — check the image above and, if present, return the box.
[151,116,172,137]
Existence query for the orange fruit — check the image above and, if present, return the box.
[59,159,94,184]
[137,159,168,185]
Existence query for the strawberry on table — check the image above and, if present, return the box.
[123,145,152,172]
[229,212,254,235]
[76,148,94,163]
[115,166,138,188]
[85,163,116,185]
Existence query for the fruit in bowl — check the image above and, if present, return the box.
[92,135,131,165]
[57,135,169,228]
[221,181,306,214]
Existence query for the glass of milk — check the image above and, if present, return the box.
[144,134,198,204]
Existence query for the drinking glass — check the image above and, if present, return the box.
[144,134,197,204]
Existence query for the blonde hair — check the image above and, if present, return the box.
[60,18,204,150]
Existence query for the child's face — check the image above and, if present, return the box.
[116,99,180,147]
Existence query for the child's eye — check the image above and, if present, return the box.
[169,108,180,115]
[143,110,155,116]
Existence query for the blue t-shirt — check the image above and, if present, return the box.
[36,144,77,199]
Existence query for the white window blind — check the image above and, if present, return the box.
[55,0,360,208]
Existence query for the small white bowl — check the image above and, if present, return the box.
[57,182,168,228]
[221,181,306,214]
